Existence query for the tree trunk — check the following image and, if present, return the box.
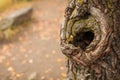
[60,0,120,80]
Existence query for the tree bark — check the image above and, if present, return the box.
[60,0,120,80]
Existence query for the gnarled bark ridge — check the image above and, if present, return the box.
[60,0,120,80]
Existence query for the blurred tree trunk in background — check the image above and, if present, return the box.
[60,0,120,80]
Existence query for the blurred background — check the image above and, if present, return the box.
[0,0,67,80]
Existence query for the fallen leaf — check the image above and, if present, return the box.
[0,56,6,63]
[28,59,33,64]
[15,73,23,78]
[45,68,51,74]
[61,73,66,78]
[60,66,64,70]
[41,76,45,80]
[28,72,37,80]
[57,58,63,62]
[49,78,54,80]
[52,50,56,54]
[7,67,14,72]
[45,54,49,58]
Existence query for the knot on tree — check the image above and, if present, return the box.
[60,5,112,66]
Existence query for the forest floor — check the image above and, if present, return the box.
[0,0,67,80]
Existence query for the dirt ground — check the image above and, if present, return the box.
[0,0,67,80]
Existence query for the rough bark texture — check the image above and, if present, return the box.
[60,0,120,80]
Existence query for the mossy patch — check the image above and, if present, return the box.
[77,0,83,4]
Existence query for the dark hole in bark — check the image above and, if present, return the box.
[73,31,94,50]
[81,12,91,19]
